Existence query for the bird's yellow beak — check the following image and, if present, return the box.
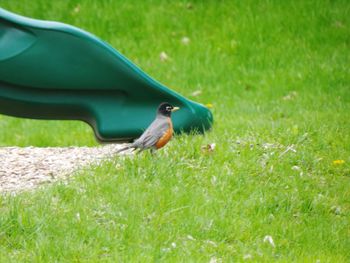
[171,106,180,112]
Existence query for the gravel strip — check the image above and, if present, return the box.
[0,144,130,193]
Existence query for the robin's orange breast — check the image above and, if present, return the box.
[155,118,173,149]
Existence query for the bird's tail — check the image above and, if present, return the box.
[115,144,134,153]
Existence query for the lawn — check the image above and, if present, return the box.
[1,0,349,261]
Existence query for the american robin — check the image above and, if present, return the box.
[117,102,180,153]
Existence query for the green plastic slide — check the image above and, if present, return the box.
[0,8,213,142]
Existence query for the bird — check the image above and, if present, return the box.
[116,102,180,153]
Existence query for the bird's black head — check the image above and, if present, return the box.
[157,102,180,117]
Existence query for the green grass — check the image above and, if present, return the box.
[1,0,350,261]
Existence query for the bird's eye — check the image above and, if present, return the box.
[166,106,172,111]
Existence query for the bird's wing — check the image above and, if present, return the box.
[132,118,170,149]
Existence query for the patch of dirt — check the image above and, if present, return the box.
[0,144,129,193]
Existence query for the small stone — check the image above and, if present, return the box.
[263,235,275,247]
[187,235,196,240]
[181,36,190,45]
[201,143,216,153]
[191,90,202,96]
[282,91,298,101]
[73,5,80,14]
[330,206,342,215]
[205,240,217,247]
[292,165,301,171]
[159,51,169,62]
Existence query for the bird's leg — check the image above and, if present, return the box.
[135,148,143,155]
